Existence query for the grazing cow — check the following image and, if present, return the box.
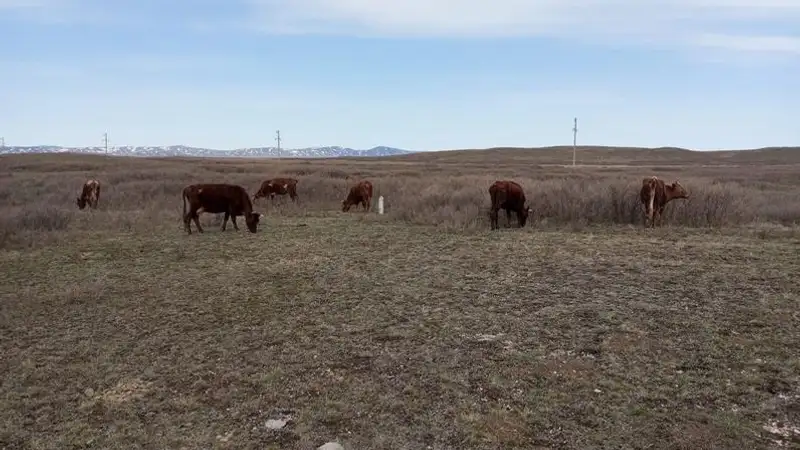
[252,177,299,203]
[182,183,263,234]
[488,180,531,230]
[342,180,373,212]
[639,176,689,228]
[76,179,101,210]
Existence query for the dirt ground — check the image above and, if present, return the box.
[1,147,799,449]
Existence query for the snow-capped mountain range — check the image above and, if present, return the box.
[0,144,414,158]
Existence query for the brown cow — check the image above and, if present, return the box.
[253,177,299,203]
[639,176,689,228]
[489,180,531,230]
[76,179,101,210]
[342,180,373,212]
[182,183,263,234]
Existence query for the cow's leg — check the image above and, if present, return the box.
[506,209,512,227]
[643,203,653,228]
[489,209,499,230]
[192,212,204,233]
[184,211,193,234]
[230,213,239,231]
[656,206,666,227]
[221,212,229,231]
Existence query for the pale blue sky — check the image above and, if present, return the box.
[1,0,798,151]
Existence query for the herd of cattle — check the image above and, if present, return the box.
[75,175,689,233]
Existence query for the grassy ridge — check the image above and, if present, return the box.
[1,147,798,249]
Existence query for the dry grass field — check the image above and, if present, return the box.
[1,145,799,449]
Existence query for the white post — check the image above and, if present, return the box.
[378,196,384,214]
[572,117,577,167]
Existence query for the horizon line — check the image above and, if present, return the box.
[0,143,413,151]
[1,144,799,153]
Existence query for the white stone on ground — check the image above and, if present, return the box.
[318,442,344,450]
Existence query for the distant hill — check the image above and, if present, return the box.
[383,145,800,166]
[2,144,797,165]
[0,144,414,158]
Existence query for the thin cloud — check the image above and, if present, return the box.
[0,0,57,8]
[693,33,800,54]
[243,0,800,55]
[5,0,800,59]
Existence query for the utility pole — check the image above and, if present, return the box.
[102,132,109,155]
[572,117,578,167]
[275,130,281,152]
[0,137,5,150]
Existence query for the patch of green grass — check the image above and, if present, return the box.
[1,216,798,449]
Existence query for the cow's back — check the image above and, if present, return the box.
[640,177,666,206]
[259,177,297,195]
[361,180,373,198]
[490,180,525,210]
[349,180,372,199]
[82,179,100,197]
[187,183,251,214]
[275,177,298,187]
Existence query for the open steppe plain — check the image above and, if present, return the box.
[1,145,799,449]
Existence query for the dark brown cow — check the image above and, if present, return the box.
[253,177,299,203]
[342,180,373,212]
[639,176,689,228]
[182,183,263,234]
[76,179,101,210]
[489,180,531,230]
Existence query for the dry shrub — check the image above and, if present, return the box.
[15,207,72,231]
[546,180,636,224]
[1,152,799,249]
[0,206,73,248]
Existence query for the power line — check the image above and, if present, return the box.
[275,130,281,152]
[572,117,578,167]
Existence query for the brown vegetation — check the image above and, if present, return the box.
[1,146,799,449]
[1,146,799,248]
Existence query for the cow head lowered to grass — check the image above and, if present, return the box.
[181,183,263,234]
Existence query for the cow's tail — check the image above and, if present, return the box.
[182,188,187,221]
[645,178,656,224]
